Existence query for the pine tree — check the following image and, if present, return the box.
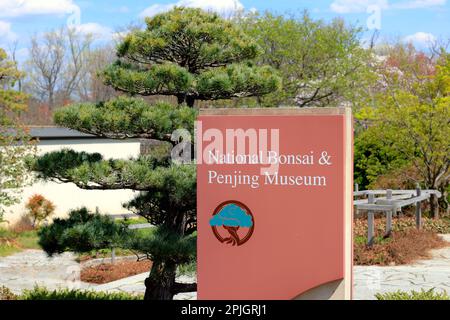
[32,7,280,300]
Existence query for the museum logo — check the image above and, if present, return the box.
[209,201,254,246]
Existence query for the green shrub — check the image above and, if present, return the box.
[20,286,143,300]
[177,261,197,277]
[38,208,133,256]
[376,289,449,300]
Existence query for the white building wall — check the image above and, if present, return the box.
[2,139,141,225]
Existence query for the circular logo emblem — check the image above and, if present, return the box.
[209,201,254,246]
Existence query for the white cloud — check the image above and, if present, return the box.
[0,0,78,18]
[330,0,388,13]
[403,32,436,46]
[140,0,244,18]
[0,20,16,41]
[141,4,174,17]
[73,23,113,40]
[392,0,447,9]
[330,0,446,13]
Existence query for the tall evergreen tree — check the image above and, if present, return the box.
[32,8,280,300]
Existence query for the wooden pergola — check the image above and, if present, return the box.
[353,184,442,246]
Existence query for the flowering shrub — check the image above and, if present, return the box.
[25,194,55,227]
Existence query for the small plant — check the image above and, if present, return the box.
[25,194,55,227]
[20,286,142,300]
[177,261,197,277]
[0,286,18,300]
[376,289,450,300]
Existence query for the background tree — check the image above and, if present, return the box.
[32,7,280,300]
[26,27,93,110]
[355,44,450,217]
[0,48,34,222]
[354,127,409,189]
[240,11,374,108]
[76,45,117,102]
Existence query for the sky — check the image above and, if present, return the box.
[0,0,449,63]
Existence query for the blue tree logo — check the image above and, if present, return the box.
[209,201,254,246]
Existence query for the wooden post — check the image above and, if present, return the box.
[354,183,359,193]
[367,194,375,246]
[111,247,116,264]
[416,184,422,230]
[385,190,393,238]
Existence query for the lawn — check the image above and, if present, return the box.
[0,229,40,257]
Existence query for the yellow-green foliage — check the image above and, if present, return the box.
[355,49,450,193]
[376,289,449,300]
[1,286,142,300]
[0,48,35,220]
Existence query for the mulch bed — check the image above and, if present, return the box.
[354,216,449,266]
[81,260,152,284]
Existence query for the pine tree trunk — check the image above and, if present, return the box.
[177,95,185,106]
[430,193,440,219]
[144,261,177,300]
[186,96,195,108]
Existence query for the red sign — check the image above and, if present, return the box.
[197,108,353,300]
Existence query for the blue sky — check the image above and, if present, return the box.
[0,0,449,62]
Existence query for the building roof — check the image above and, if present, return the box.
[29,127,97,139]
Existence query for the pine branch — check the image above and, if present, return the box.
[53,96,196,141]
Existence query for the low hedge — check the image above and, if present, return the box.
[1,286,143,300]
[376,289,449,300]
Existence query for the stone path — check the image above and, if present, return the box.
[92,273,197,300]
[1,235,448,300]
[0,249,90,294]
[0,249,196,300]
[354,234,450,300]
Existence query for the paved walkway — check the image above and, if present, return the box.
[0,249,90,294]
[0,249,196,300]
[354,234,450,300]
[92,273,197,300]
[1,235,448,300]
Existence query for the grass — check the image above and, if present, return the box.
[119,217,149,226]
[0,229,40,257]
[376,289,449,300]
[177,261,196,277]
